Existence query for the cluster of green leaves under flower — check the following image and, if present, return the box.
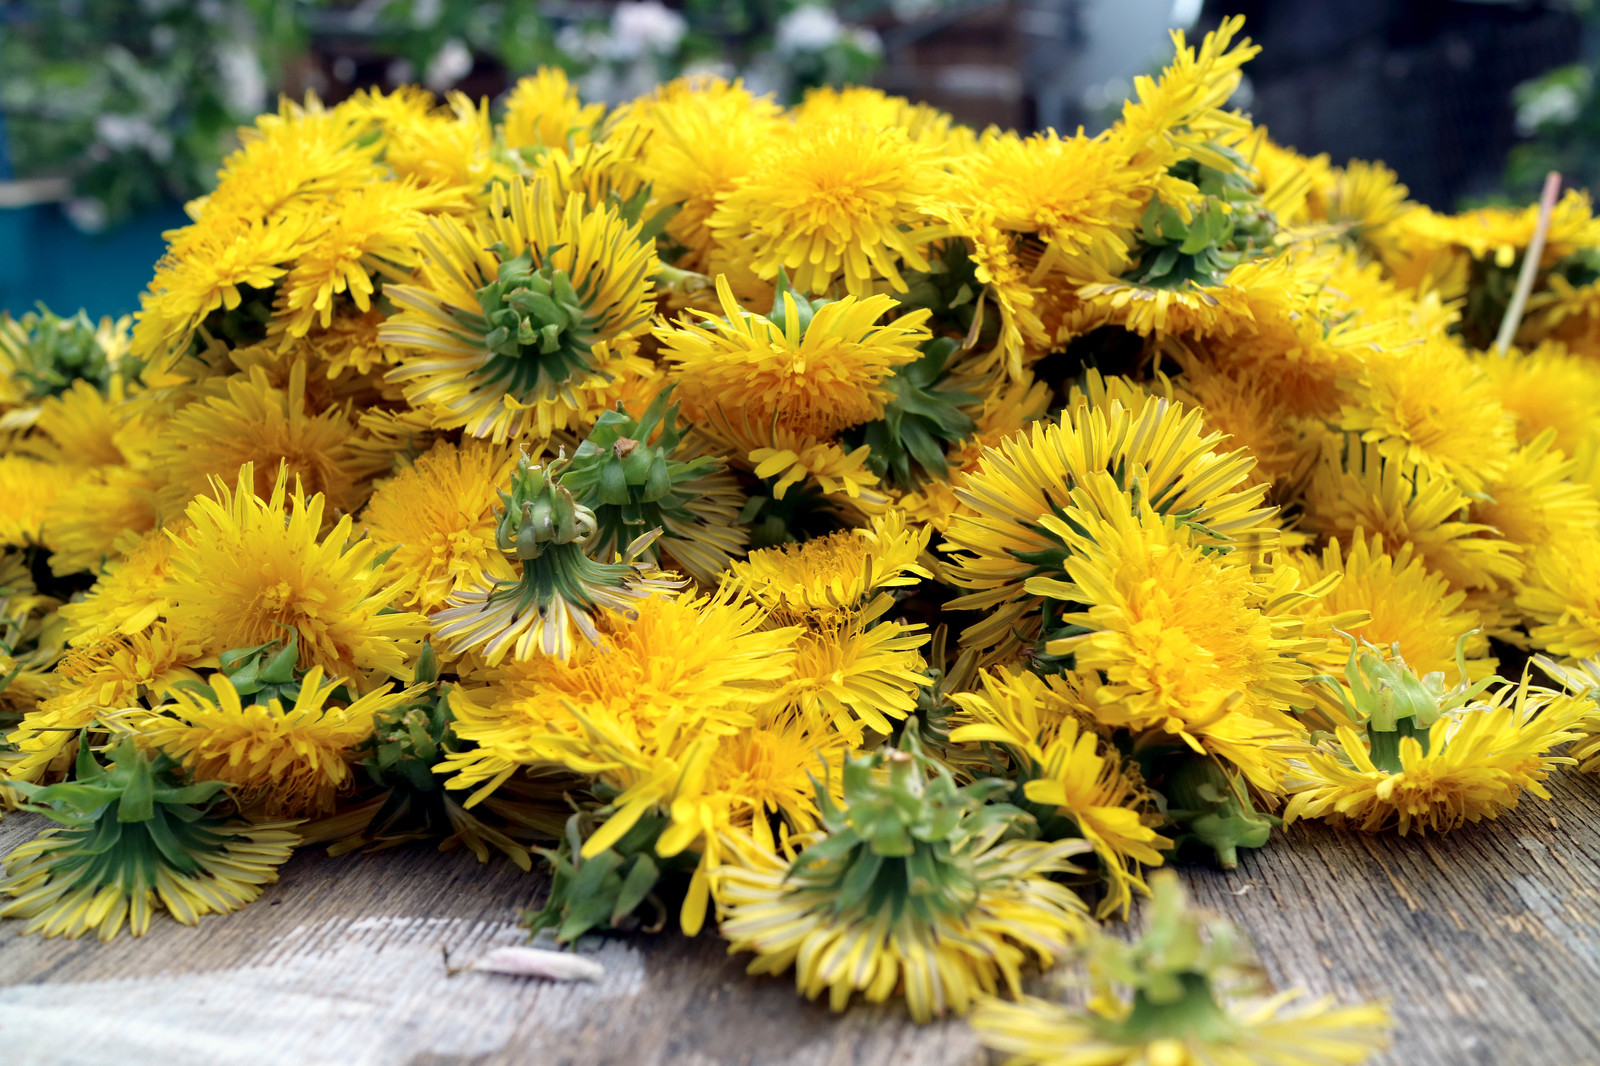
[1123,152,1277,291]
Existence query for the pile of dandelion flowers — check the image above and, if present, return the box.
[657,275,932,441]
[141,667,422,818]
[382,177,658,441]
[165,463,428,685]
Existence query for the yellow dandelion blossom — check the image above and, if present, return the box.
[5,623,203,783]
[950,667,1171,918]
[131,213,309,375]
[724,511,932,617]
[192,94,382,225]
[1113,16,1259,178]
[1291,534,1490,685]
[709,119,949,297]
[0,454,72,548]
[941,395,1274,660]
[794,85,971,151]
[1300,437,1522,594]
[502,67,604,151]
[1042,500,1323,790]
[1284,684,1585,835]
[29,378,142,468]
[942,216,1052,380]
[438,589,795,805]
[382,177,657,441]
[1400,188,1600,269]
[632,77,784,270]
[58,530,178,644]
[147,362,385,519]
[658,275,931,440]
[972,872,1390,1066]
[744,429,886,504]
[953,129,1146,277]
[1326,159,1413,248]
[716,747,1091,1023]
[1338,336,1516,493]
[43,465,160,576]
[145,668,420,817]
[275,179,468,339]
[785,602,929,739]
[166,464,428,684]
[1472,434,1600,564]
[1518,529,1600,661]
[361,439,520,611]
[699,709,849,854]
[1169,355,1312,494]
[352,87,499,193]
[1479,341,1600,456]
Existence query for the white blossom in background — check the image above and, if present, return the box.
[63,198,109,234]
[1517,76,1588,136]
[425,38,474,91]
[608,1,687,60]
[846,26,884,57]
[410,0,444,29]
[557,24,615,66]
[215,40,267,117]
[93,115,173,162]
[775,4,843,55]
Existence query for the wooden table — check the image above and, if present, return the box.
[2,768,1599,1066]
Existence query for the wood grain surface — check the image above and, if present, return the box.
[1,767,1598,1066]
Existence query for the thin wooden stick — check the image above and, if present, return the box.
[1494,171,1563,356]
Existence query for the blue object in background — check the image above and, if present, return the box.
[0,109,181,320]
[0,201,185,320]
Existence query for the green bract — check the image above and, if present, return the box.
[0,738,296,940]
[560,390,720,555]
[471,242,604,398]
[787,736,1025,924]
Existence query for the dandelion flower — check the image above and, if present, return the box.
[941,395,1274,660]
[0,740,297,940]
[147,362,385,519]
[361,439,521,610]
[165,463,428,684]
[971,871,1390,1066]
[0,455,72,548]
[382,177,657,441]
[1285,642,1584,834]
[950,667,1170,918]
[430,454,683,664]
[503,67,604,151]
[717,743,1091,1022]
[658,275,931,441]
[709,119,949,297]
[144,667,420,817]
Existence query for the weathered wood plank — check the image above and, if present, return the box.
[1,768,1598,1065]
